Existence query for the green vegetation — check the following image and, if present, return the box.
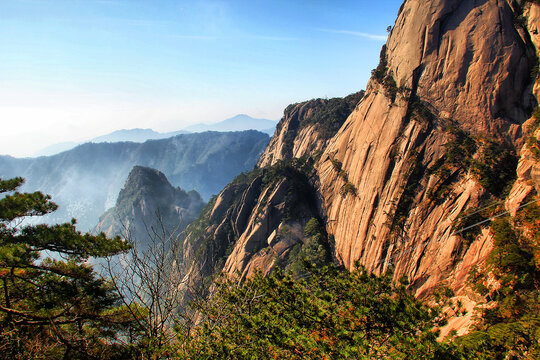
[181,264,452,360]
[524,107,540,160]
[527,136,540,160]
[386,150,426,236]
[451,207,492,245]
[0,177,133,359]
[459,198,540,360]
[469,142,518,197]
[306,92,364,140]
[532,106,540,130]
[372,46,397,101]
[285,218,330,277]
[371,45,408,102]
[513,12,528,29]
[408,94,434,125]
[330,157,358,197]
[2,167,537,359]
[427,128,473,204]
[340,182,357,197]
[428,127,517,202]
[182,156,319,301]
[428,127,477,179]
[526,116,540,159]
[279,92,363,157]
[250,158,316,222]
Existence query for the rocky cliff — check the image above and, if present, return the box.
[257,92,363,167]
[95,166,205,248]
[179,0,540,335]
[317,0,538,295]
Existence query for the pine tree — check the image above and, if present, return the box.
[180,264,454,359]
[0,177,133,359]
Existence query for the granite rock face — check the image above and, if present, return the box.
[179,0,540,335]
[317,0,538,295]
[257,92,364,168]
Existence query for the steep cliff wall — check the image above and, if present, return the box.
[258,92,363,168]
[179,159,328,305]
[179,0,540,335]
[179,93,364,289]
[317,0,538,297]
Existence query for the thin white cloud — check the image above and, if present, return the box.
[318,28,387,41]
[243,35,299,41]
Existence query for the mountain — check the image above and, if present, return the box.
[32,128,191,157]
[89,128,177,143]
[95,166,205,247]
[31,115,275,157]
[183,114,277,134]
[33,141,80,157]
[177,0,540,338]
[0,130,269,231]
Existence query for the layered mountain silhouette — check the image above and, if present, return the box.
[183,114,277,135]
[33,128,189,157]
[32,115,276,157]
[0,131,269,231]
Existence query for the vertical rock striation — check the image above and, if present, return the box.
[317,0,538,297]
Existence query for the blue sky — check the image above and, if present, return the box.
[0,0,403,157]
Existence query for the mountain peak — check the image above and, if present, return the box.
[183,114,277,134]
[97,165,206,245]
[120,165,171,200]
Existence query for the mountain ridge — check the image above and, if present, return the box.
[1,130,269,231]
[182,114,277,134]
[31,114,277,157]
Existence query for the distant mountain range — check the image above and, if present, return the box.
[33,114,277,157]
[182,114,277,134]
[1,130,269,231]
[89,128,189,144]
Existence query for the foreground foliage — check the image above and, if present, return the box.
[179,265,452,360]
[0,177,133,359]
[459,199,540,360]
[1,175,538,359]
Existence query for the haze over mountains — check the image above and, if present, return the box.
[32,114,277,157]
[0,130,269,231]
[182,114,277,134]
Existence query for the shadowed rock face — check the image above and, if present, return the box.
[178,94,364,297]
[180,160,323,302]
[95,166,205,248]
[179,0,540,335]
